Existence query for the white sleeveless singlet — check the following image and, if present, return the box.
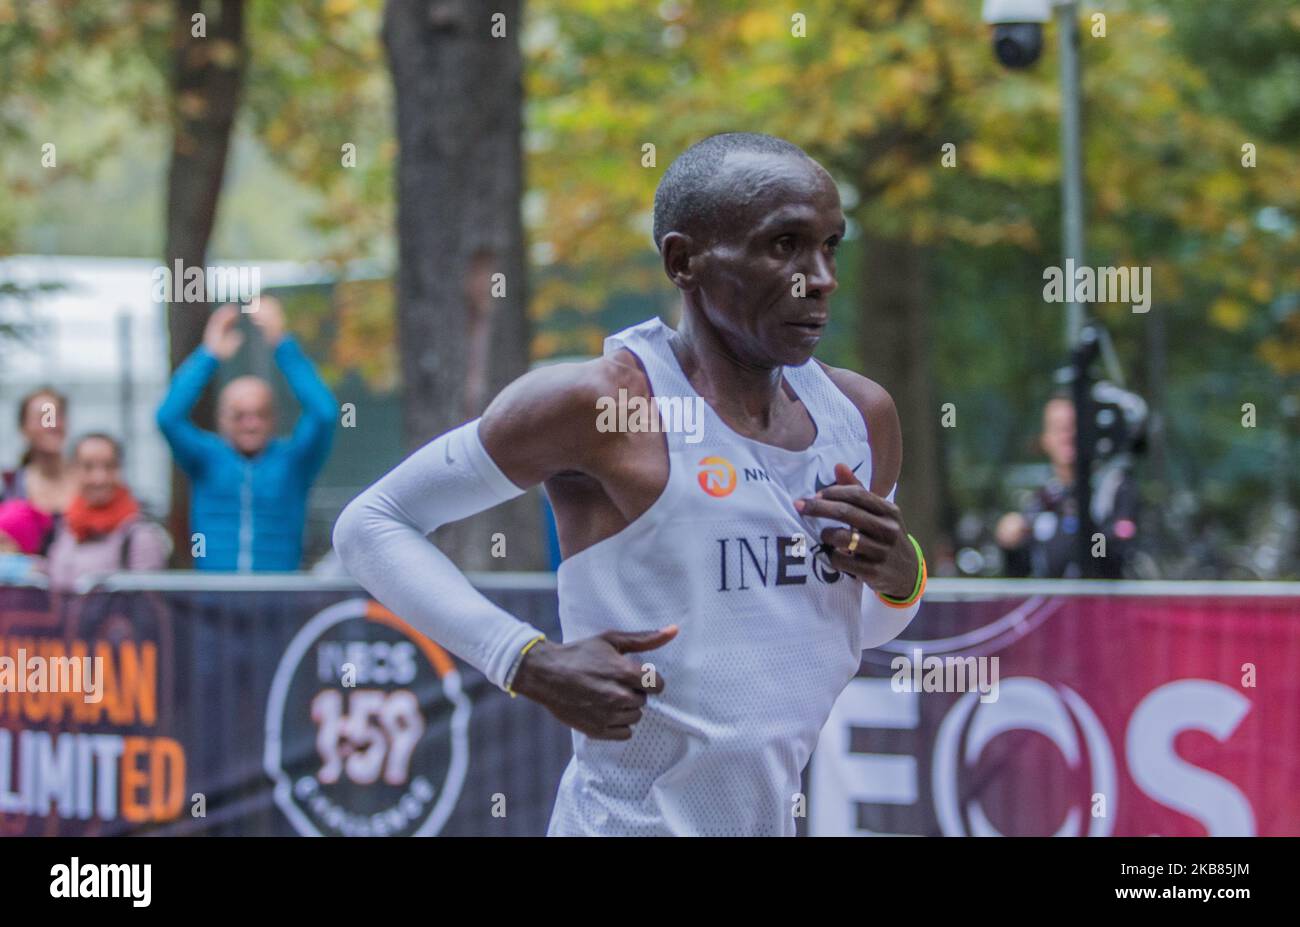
[547,318,879,837]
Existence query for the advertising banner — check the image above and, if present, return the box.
[4,581,1296,836]
[0,583,570,836]
[809,592,1300,837]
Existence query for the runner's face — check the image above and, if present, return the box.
[694,153,844,367]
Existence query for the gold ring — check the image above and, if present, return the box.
[847,529,861,554]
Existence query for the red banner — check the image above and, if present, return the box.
[810,593,1300,836]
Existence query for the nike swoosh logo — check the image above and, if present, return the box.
[813,461,863,494]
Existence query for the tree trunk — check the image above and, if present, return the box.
[857,232,949,561]
[383,0,543,570]
[162,0,246,564]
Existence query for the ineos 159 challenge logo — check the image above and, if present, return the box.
[264,599,470,836]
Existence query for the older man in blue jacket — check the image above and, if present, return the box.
[157,297,338,571]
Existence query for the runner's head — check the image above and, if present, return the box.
[653,132,843,367]
[218,376,276,457]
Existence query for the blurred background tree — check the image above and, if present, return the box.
[381,0,542,569]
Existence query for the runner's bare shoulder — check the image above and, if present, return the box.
[480,350,652,485]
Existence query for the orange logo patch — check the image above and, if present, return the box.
[697,456,737,497]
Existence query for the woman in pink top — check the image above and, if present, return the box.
[0,498,53,584]
[46,434,170,592]
[2,387,78,521]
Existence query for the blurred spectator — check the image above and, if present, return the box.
[1,387,76,550]
[996,393,1140,579]
[0,498,53,584]
[46,434,170,591]
[156,297,338,571]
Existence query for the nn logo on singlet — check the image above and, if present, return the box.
[697,456,737,497]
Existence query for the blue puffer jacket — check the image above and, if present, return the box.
[156,338,338,571]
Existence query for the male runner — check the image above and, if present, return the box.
[333,132,926,836]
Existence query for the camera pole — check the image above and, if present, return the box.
[1071,327,1100,577]
[984,0,1101,576]
[1057,0,1086,350]
[1056,1,1096,575]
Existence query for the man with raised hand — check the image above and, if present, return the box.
[158,296,338,571]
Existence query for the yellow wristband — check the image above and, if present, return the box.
[877,534,926,608]
[504,634,546,698]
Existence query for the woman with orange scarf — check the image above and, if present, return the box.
[46,434,170,592]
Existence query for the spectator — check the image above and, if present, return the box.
[2,387,76,549]
[0,498,53,584]
[156,297,337,571]
[46,433,170,591]
[996,393,1140,578]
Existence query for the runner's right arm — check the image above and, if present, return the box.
[332,362,672,739]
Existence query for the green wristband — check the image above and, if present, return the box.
[878,534,925,604]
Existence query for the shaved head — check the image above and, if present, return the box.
[653,132,845,369]
[219,376,276,456]
[652,132,822,252]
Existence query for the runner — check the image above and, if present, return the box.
[334,132,926,836]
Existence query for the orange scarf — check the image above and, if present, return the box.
[65,486,139,542]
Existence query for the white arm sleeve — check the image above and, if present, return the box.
[332,418,546,691]
[859,483,923,650]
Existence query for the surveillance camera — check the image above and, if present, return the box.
[982,0,1052,69]
[991,23,1044,68]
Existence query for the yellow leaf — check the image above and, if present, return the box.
[1210,298,1248,332]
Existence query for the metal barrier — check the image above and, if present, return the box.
[77,572,1300,598]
